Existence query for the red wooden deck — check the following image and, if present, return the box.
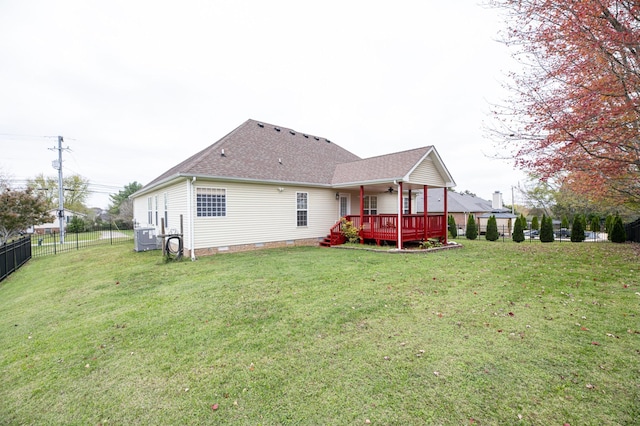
[328,214,446,247]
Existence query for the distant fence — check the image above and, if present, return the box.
[30,223,134,257]
[1,236,32,283]
[625,218,640,243]
[450,222,606,242]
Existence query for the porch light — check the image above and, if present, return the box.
[335,192,340,200]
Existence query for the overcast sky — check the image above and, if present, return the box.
[0,0,525,208]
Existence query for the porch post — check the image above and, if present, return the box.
[423,185,428,240]
[359,185,364,244]
[397,181,403,249]
[443,187,448,244]
[408,189,412,214]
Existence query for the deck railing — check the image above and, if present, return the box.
[329,214,446,246]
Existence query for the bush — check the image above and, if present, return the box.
[540,215,555,243]
[466,214,478,240]
[340,218,361,243]
[485,215,499,241]
[605,214,615,240]
[519,214,528,231]
[67,216,86,233]
[610,215,627,243]
[448,215,457,239]
[531,216,539,231]
[570,214,586,242]
[512,217,525,243]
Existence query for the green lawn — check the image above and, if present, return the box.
[0,240,638,425]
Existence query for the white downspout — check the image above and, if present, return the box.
[188,177,197,261]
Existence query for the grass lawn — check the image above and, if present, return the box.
[0,240,638,425]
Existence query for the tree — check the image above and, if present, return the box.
[570,214,586,242]
[67,216,87,233]
[0,187,53,244]
[540,215,555,243]
[27,173,90,212]
[590,216,601,232]
[561,215,569,231]
[489,1,640,210]
[513,216,525,242]
[109,181,143,226]
[466,214,478,240]
[605,214,615,240]
[486,215,499,241]
[531,216,539,231]
[610,215,627,243]
[448,215,458,239]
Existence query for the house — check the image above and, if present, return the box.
[477,191,517,236]
[32,209,86,235]
[416,190,494,235]
[131,119,456,258]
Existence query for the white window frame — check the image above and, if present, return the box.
[163,192,168,227]
[296,192,308,227]
[196,187,226,217]
[363,195,378,215]
[147,197,153,224]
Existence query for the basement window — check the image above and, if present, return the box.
[196,187,226,217]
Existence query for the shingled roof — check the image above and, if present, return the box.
[138,119,452,194]
[332,146,433,185]
[141,119,362,190]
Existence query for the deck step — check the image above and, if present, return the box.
[319,235,332,247]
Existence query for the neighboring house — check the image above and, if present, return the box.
[477,191,517,236]
[32,209,86,234]
[131,119,456,258]
[416,190,494,235]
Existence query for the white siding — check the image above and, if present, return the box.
[191,182,339,249]
[408,156,446,187]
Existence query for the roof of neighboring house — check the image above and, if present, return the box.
[136,119,453,196]
[417,190,493,214]
[142,119,362,190]
[479,211,517,219]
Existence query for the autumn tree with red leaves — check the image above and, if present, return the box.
[489,0,640,210]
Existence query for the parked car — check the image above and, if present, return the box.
[555,228,570,238]
[523,229,539,238]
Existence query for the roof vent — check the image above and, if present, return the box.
[289,130,295,135]
[303,134,309,138]
[221,148,225,157]
[275,127,281,132]
[257,122,264,128]
[314,136,319,140]
[278,158,282,164]
[325,139,331,143]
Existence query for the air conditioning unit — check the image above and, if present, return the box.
[134,227,160,252]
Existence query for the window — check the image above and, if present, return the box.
[197,187,226,217]
[296,192,308,226]
[363,195,377,215]
[163,193,168,227]
[147,197,153,224]
[154,196,158,225]
[403,197,410,214]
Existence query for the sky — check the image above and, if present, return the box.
[0,0,526,208]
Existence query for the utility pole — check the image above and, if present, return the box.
[50,136,68,244]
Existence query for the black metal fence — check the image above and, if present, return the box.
[625,218,640,243]
[30,223,134,257]
[1,236,32,283]
[450,223,607,242]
